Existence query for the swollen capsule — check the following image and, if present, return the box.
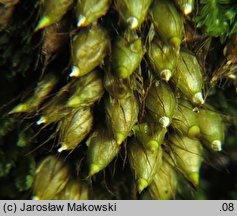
[115,0,152,29]
[128,138,163,193]
[198,108,225,151]
[172,99,201,138]
[112,34,143,79]
[66,70,104,108]
[70,25,110,77]
[105,93,139,145]
[133,122,167,152]
[150,0,184,50]
[32,155,70,200]
[9,73,59,114]
[171,51,204,105]
[35,0,73,31]
[36,84,72,125]
[147,158,177,200]
[147,38,178,81]
[76,0,111,28]
[169,135,203,186]
[145,80,176,128]
[58,108,93,152]
[87,127,120,176]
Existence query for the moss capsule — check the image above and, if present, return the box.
[150,0,184,50]
[105,93,139,145]
[198,108,225,151]
[87,127,120,176]
[112,34,143,79]
[133,122,167,152]
[10,73,59,114]
[128,138,163,193]
[76,0,111,27]
[36,84,71,125]
[58,108,93,152]
[147,159,177,200]
[172,99,201,138]
[66,70,104,108]
[70,25,110,77]
[171,51,204,105]
[145,80,176,128]
[114,0,152,29]
[35,0,73,31]
[169,135,203,186]
[147,38,178,81]
[32,155,70,200]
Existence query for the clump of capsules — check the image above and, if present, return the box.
[10,0,225,200]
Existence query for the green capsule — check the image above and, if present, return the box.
[36,84,71,125]
[104,70,131,99]
[133,122,167,152]
[128,138,163,192]
[198,108,225,152]
[53,179,82,200]
[9,73,59,114]
[147,159,177,200]
[174,0,194,15]
[37,106,71,126]
[70,25,110,78]
[105,93,139,145]
[115,0,152,29]
[169,135,203,186]
[172,99,201,138]
[111,34,143,79]
[87,127,120,176]
[147,38,178,81]
[171,51,204,105]
[76,0,111,27]
[35,0,74,31]
[32,155,70,200]
[150,0,184,50]
[145,80,176,128]
[58,108,93,152]
[66,70,104,108]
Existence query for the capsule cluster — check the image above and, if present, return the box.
[10,0,225,200]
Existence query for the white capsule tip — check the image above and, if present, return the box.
[69,66,80,77]
[183,3,193,15]
[127,16,139,29]
[212,140,222,151]
[77,15,86,27]
[58,145,68,153]
[36,116,46,125]
[193,92,205,105]
[159,116,170,128]
[160,69,172,81]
